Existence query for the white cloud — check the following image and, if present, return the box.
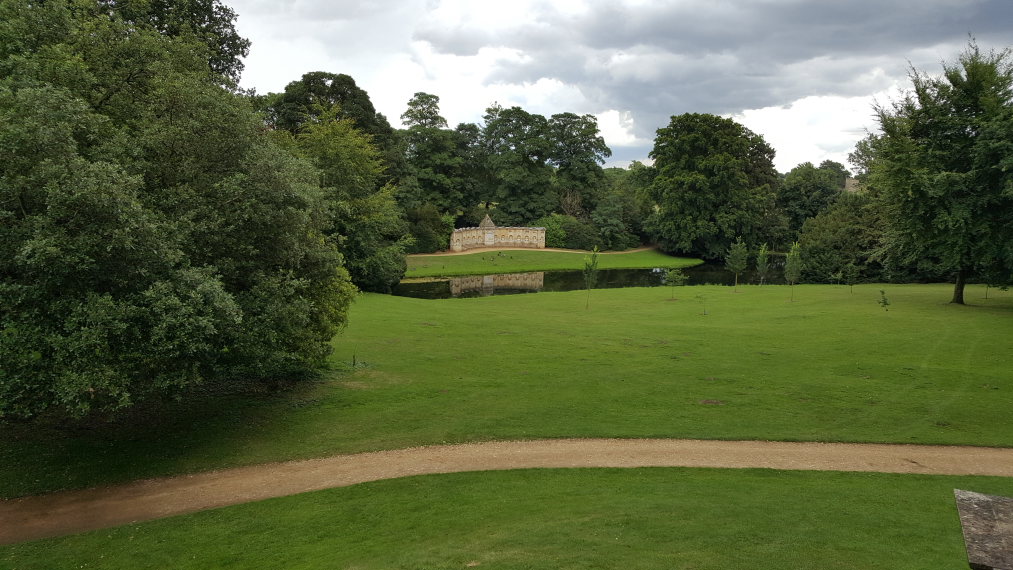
[595,109,643,148]
[731,86,902,173]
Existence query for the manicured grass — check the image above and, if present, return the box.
[5,467,1013,569]
[405,248,702,277]
[2,283,1012,498]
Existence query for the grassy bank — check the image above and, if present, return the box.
[405,248,702,277]
[5,467,1013,568]
[2,283,1011,498]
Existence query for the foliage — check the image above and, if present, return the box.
[645,113,783,259]
[583,246,600,309]
[878,290,891,311]
[99,0,251,83]
[777,161,844,237]
[293,109,410,292]
[797,192,884,283]
[848,134,878,181]
[666,268,688,298]
[405,204,454,253]
[260,71,406,184]
[397,92,477,215]
[559,215,601,250]
[724,237,749,290]
[785,242,802,300]
[547,112,612,216]
[0,1,354,419]
[871,41,1013,304]
[844,263,860,292]
[400,91,447,129]
[602,163,654,239]
[592,192,640,250]
[480,104,556,225]
[532,214,567,248]
[755,243,771,285]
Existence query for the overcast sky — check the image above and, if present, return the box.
[227,0,1012,172]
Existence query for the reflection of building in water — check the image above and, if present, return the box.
[449,272,545,297]
[450,214,545,252]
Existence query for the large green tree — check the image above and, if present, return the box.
[99,0,250,83]
[872,42,1013,304]
[398,92,467,213]
[797,192,884,283]
[261,71,407,185]
[548,112,612,217]
[293,109,410,292]
[777,161,844,236]
[645,113,782,259]
[481,104,556,225]
[0,0,354,419]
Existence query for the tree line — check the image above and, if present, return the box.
[2,0,1010,420]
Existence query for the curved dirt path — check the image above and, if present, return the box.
[4,438,1013,545]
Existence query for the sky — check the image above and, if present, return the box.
[226,0,1012,173]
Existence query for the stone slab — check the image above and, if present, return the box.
[955,489,1013,570]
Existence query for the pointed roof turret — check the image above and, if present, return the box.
[478,214,496,228]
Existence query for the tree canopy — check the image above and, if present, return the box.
[645,113,783,259]
[871,42,1013,303]
[777,161,844,236]
[1,0,354,420]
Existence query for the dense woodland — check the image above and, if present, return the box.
[2,0,1012,420]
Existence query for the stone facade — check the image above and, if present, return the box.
[450,215,546,252]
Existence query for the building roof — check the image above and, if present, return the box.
[478,214,496,228]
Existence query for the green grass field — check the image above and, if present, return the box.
[5,467,1013,569]
[3,283,1011,500]
[405,248,702,277]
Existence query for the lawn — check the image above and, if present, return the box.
[2,283,1011,499]
[405,247,702,277]
[5,467,1013,569]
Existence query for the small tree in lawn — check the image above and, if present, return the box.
[785,241,802,302]
[583,246,600,309]
[843,263,860,294]
[725,236,748,292]
[755,243,770,285]
[666,268,688,299]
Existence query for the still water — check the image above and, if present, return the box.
[392,262,786,299]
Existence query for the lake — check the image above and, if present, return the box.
[392,261,786,299]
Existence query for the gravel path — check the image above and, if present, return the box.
[4,438,1013,545]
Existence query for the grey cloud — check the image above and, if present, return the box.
[416,0,1011,141]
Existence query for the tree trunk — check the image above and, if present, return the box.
[951,269,967,305]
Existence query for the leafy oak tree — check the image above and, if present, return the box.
[397,92,469,216]
[872,42,1013,304]
[481,104,556,225]
[548,112,612,217]
[645,114,783,259]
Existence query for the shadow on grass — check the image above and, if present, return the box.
[0,372,344,499]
